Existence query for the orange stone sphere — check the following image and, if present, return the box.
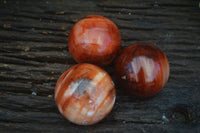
[68,15,121,66]
[55,63,116,125]
[115,43,169,97]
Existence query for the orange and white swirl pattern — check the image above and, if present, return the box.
[55,63,116,125]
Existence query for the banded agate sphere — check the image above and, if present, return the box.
[55,63,116,125]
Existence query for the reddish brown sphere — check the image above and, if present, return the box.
[68,15,121,66]
[55,63,116,125]
[115,43,169,97]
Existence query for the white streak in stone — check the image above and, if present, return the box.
[112,81,115,86]
[87,110,95,116]
[81,108,88,115]
[63,79,84,99]
[55,69,74,98]
[87,72,106,95]
[91,72,106,86]
[91,94,115,122]
[105,96,115,113]
[140,56,154,82]
[130,56,155,82]
[58,104,63,114]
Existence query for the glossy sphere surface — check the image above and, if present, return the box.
[68,15,121,66]
[55,63,116,125]
[115,43,169,97]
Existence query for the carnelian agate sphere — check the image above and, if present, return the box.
[68,15,121,66]
[55,63,116,125]
[115,43,169,97]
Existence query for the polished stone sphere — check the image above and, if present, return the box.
[55,63,116,125]
[68,15,121,66]
[115,43,169,97]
